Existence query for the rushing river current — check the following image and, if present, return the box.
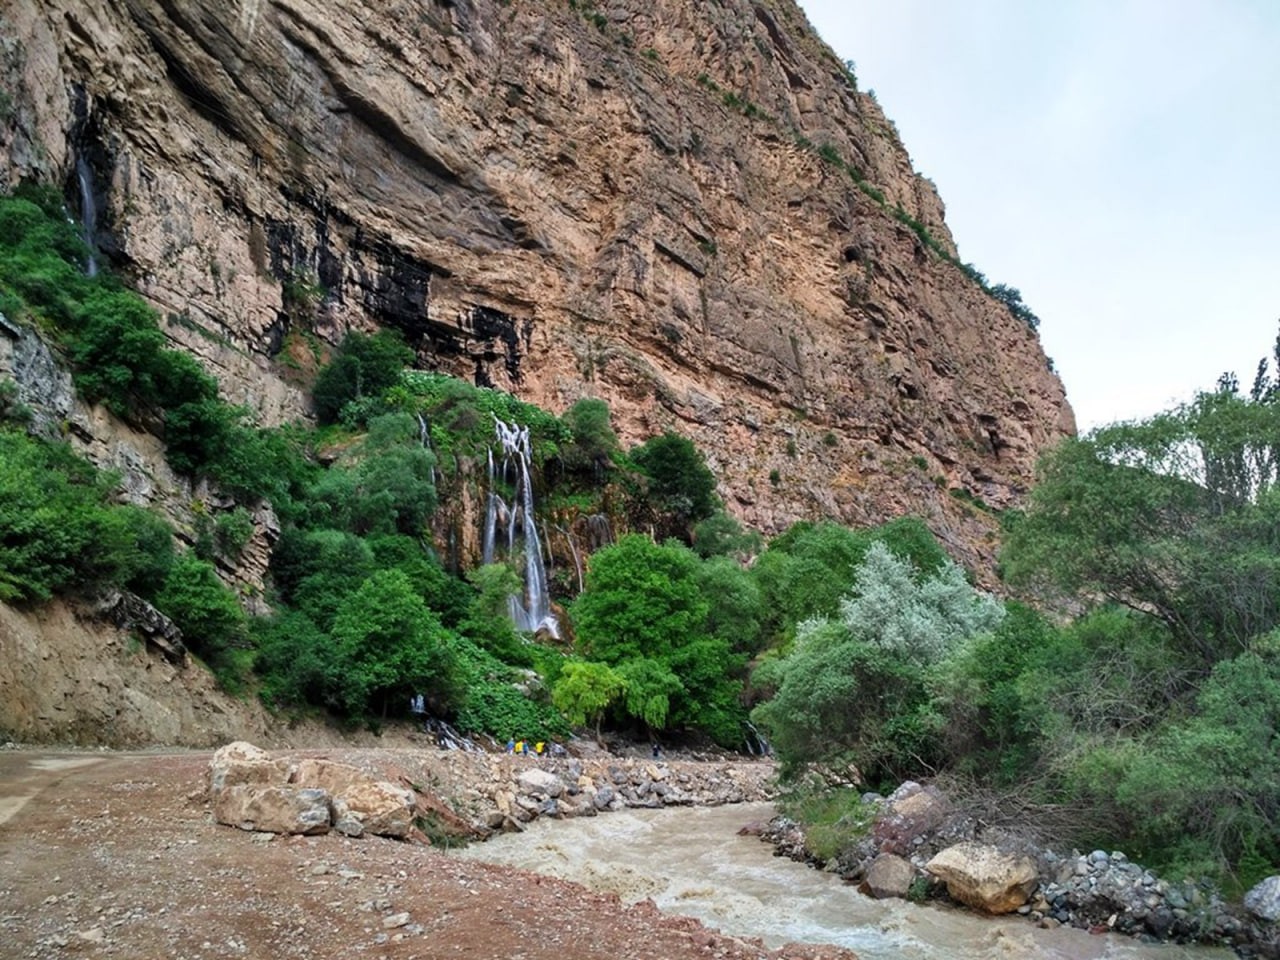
[453,802,1233,960]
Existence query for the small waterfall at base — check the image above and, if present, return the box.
[744,720,771,756]
[75,155,99,278]
[484,415,559,638]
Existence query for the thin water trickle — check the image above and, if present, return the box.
[454,803,1232,960]
[75,155,98,277]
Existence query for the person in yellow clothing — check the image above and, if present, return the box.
[514,740,525,755]
[534,741,545,757]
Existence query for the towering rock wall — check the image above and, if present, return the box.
[0,0,1073,571]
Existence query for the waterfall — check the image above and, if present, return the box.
[484,415,559,638]
[556,524,584,593]
[744,720,771,756]
[75,155,99,278]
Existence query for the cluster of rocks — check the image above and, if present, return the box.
[762,780,1280,956]
[209,742,426,840]
[477,755,774,832]
[210,742,775,844]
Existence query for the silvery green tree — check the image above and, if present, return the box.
[752,542,1003,782]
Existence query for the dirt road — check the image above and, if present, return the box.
[0,748,854,960]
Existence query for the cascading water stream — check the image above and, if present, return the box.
[75,155,99,278]
[484,415,559,637]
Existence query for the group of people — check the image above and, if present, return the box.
[506,739,566,758]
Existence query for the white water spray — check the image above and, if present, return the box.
[484,415,559,638]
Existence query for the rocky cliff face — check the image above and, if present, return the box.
[0,0,1073,571]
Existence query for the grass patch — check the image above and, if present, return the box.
[776,785,874,862]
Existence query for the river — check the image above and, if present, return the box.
[453,802,1233,960]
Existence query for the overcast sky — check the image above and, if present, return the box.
[798,0,1280,431]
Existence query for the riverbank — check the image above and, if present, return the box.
[2,746,839,960]
[758,780,1279,959]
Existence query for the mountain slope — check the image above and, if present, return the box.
[0,0,1073,570]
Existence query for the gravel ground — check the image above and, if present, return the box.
[0,749,856,960]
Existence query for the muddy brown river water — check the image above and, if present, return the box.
[455,802,1234,960]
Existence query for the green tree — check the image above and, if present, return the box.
[458,563,532,665]
[752,543,1002,781]
[695,555,764,654]
[691,510,763,559]
[1002,380,1280,667]
[552,660,626,740]
[154,554,248,678]
[570,535,746,740]
[0,431,169,602]
[560,397,619,475]
[367,534,472,627]
[253,610,334,708]
[270,528,375,630]
[328,569,458,719]
[306,414,436,536]
[616,658,684,731]
[572,535,709,664]
[630,431,717,540]
[312,330,413,424]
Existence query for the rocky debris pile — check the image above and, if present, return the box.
[210,741,424,839]
[761,780,1280,954]
[474,754,775,832]
[208,743,775,845]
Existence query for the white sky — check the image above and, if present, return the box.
[798,0,1280,431]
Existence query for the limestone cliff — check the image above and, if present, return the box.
[0,0,1073,571]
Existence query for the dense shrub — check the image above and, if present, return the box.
[311,330,413,424]
[0,430,172,602]
[570,534,746,743]
[327,569,460,719]
[629,431,717,541]
[154,554,249,680]
[752,543,1003,783]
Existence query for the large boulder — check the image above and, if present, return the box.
[331,780,416,838]
[209,741,292,793]
[1245,876,1280,922]
[208,744,415,838]
[861,853,916,900]
[872,781,948,856]
[926,842,1038,914]
[517,768,565,798]
[213,785,331,835]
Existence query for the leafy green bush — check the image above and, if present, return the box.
[252,610,334,708]
[629,431,717,541]
[560,397,619,475]
[552,660,625,737]
[692,511,763,560]
[776,785,874,862]
[0,430,172,602]
[752,543,1002,782]
[311,330,413,424]
[305,414,437,536]
[154,554,249,681]
[328,569,461,719]
[399,371,569,465]
[570,534,745,742]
